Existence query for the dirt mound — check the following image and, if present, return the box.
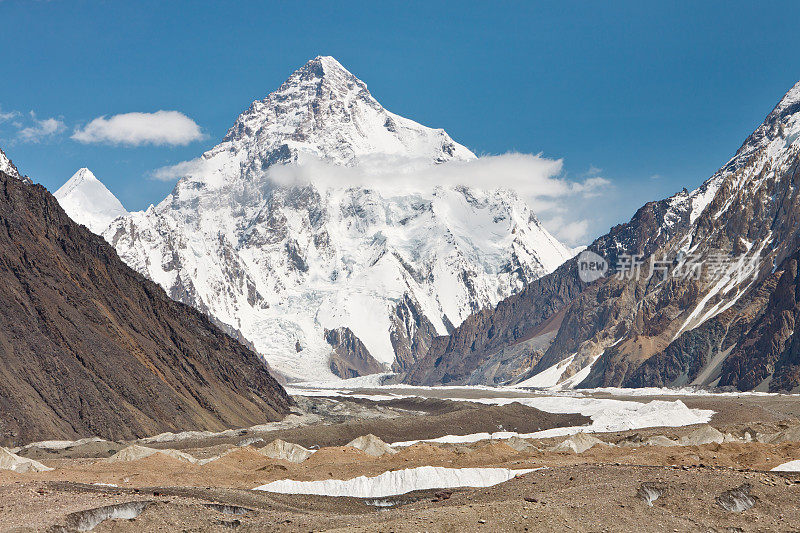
[201,447,275,471]
[467,442,522,462]
[392,443,458,464]
[259,439,313,463]
[301,446,371,467]
[0,447,52,473]
[105,445,198,464]
[346,434,397,457]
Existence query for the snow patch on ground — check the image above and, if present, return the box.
[253,466,538,497]
[771,460,800,472]
[513,354,575,388]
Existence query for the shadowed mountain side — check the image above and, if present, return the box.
[0,170,291,445]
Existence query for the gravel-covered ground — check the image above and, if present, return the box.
[3,392,800,532]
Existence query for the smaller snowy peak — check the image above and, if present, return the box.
[55,168,128,235]
[0,147,27,182]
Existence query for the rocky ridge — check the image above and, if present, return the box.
[0,161,291,445]
[406,79,800,392]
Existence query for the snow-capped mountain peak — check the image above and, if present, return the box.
[105,56,572,381]
[55,168,128,235]
[216,56,475,173]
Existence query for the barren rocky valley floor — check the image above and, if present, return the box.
[3,388,800,532]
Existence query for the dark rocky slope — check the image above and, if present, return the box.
[404,193,692,385]
[325,327,385,378]
[0,169,291,445]
[405,80,800,391]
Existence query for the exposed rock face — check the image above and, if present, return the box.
[404,194,692,385]
[325,327,385,378]
[720,252,800,391]
[103,56,572,381]
[405,79,800,391]
[0,169,291,445]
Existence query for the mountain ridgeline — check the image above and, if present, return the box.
[0,161,291,445]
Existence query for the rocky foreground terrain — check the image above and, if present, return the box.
[2,390,800,532]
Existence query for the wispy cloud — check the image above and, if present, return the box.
[0,108,66,144]
[72,110,206,146]
[17,113,66,143]
[152,152,611,245]
[0,106,19,124]
[150,157,211,181]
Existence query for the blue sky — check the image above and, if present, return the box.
[2,0,800,244]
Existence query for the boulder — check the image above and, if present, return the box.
[553,433,605,453]
[679,425,724,446]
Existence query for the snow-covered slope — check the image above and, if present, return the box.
[0,147,31,184]
[105,56,572,381]
[54,168,128,235]
[0,148,19,179]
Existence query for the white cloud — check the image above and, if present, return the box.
[150,157,212,181]
[151,152,611,246]
[72,110,206,146]
[264,153,606,200]
[541,216,591,244]
[17,114,66,143]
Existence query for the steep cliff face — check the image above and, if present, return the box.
[101,56,573,381]
[0,166,291,445]
[720,251,800,391]
[405,79,800,391]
